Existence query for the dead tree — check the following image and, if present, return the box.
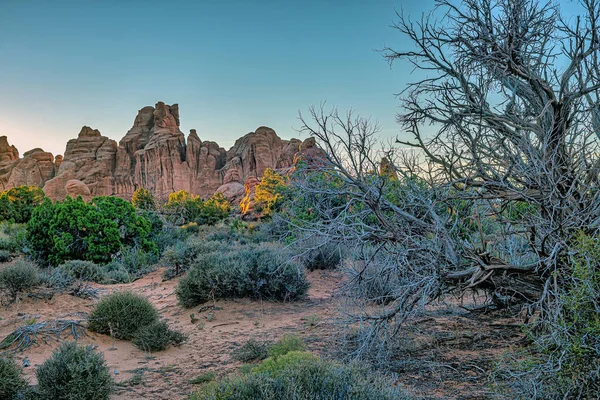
[288,0,600,364]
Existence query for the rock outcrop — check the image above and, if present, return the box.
[43,126,118,199]
[0,136,56,191]
[0,102,322,203]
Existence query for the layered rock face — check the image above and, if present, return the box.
[1,102,319,202]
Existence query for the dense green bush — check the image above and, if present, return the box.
[191,351,410,400]
[267,334,306,358]
[0,357,28,400]
[58,260,108,283]
[36,341,113,400]
[0,186,46,224]
[132,321,186,352]
[161,236,231,280]
[231,339,270,363]
[165,191,231,225]
[88,291,159,340]
[27,196,155,265]
[0,260,41,299]
[176,244,308,307]
[195,193,231,226]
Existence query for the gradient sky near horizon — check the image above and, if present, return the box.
[0,0,583,156]
[0,0,439,156]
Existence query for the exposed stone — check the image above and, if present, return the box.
[0,102,323,205]
[0,137,55,191]
[65,179,91,201]
[0,136,19,162]
[44,126,118,199]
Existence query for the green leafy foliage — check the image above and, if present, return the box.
[132,321,186,352]
[36,341,113,400]
[176,244,308,308]
[191,351,410,400]
[0,260,41,299]
[27,196,154,265]
[87,291,159,340]
[0,357,28,400]
[0,186,46,224]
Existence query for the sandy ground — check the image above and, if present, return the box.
[0,268,521,400]
[0,269,342,399]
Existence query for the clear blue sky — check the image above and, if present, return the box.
[0,0,439,155]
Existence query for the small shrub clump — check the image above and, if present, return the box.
[58,260,108,283]
[231,339,270,363]
[191,351,410,400]
[189,372,216,385]
[267,334,306,358]
[36,341,113,400]
[176,244,308,308]
[0,357,28,400]
[0,260,41,299]
[88,291,159,340]
[132,321,186,352]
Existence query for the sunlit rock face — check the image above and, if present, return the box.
[43,126,118,199]
[1,102,322,202]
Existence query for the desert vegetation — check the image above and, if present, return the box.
[4,0,600,399]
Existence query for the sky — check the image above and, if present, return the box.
[0,0,440,156]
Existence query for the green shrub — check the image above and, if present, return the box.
[58,260,108,283]
[189,372,216,385]
[164,191,231,225]
[499,232,600,398]
[191,351,410,400]
[161,237,231,280]
[36,341,113,400]
[231,339,270,363]
[0,357,28,400]
[0,222,28,254]
[104,265,131,284]
[27,196,155,266]
[87,291,159,340]
[195,193,231,226]
[132,321,186,352]
[241,168,287,217]
[131,188,157,211]
[110,246,157,277]
[0,260,40,298]
[268,334,306,358]
[176,244,308,308]
[44,268,75,289]
[0,186,46,224]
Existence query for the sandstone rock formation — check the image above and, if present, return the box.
[0,136,56,191]
[0,102,322,203]
[43,126,118,199]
